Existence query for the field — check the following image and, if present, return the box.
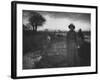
[23,31,91,69]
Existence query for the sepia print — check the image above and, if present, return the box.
[11,1,97,79]
[23,10,91,69]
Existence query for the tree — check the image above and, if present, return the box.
[29,11,46,31]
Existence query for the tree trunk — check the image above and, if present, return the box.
[32,24,37,32]
[35,25,37,31]
[32,24,36,31]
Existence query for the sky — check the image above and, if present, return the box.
[23,10,91,31]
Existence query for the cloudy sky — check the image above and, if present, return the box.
[23,10,91,31]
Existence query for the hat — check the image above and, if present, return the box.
[68,23,75,29]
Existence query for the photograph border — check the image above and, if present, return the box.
[11,1,98,79]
